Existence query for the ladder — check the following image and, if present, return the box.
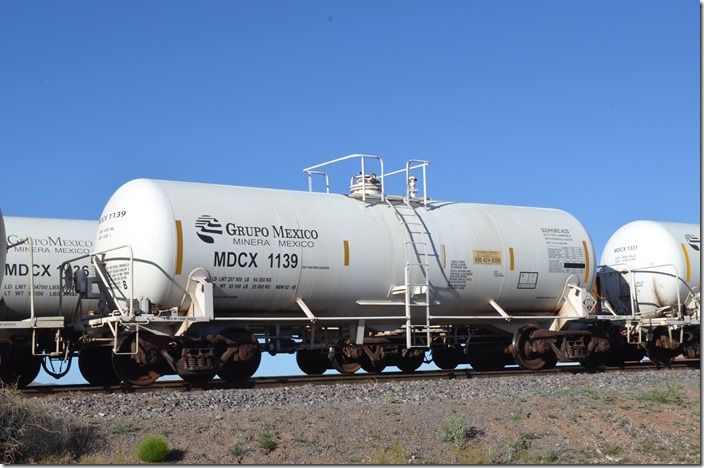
[386,199,432,348]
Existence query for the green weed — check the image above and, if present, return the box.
[371,441,408,464]
[635,383,684,405]
[604,442,622,457]
[136,435,170,463]
[111,422,141,435]
[257,427,277,452]
[439,414,479,449]
[230,443,247,457]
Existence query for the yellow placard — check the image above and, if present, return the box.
[472,250,502,265]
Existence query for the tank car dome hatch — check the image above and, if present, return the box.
[349,172,382,198]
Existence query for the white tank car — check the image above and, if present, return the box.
[84,159,607,384]
[1,216,100,322]
[94,178,595,325]
[599,221,700,316]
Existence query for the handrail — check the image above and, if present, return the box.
[303,154,431,204]
[303,154,385,202]
[302,153,383,173]
[92,244,136,320]
[6,237,36,321]
[306,170,330,193]
[598,262,685,319]
[58,244,136,320]
[383,159,430,205]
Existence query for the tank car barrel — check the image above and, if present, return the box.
[4,158,696,387]
[80,154,604,382]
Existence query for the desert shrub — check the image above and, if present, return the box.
[230,443,247,457]
[136,435,170,462]
[257,429,277,452]
[0,386,93,463]
[371,441,408,464]
[635,383,684,405]
[111,421,141,434]
[439,414,482,449]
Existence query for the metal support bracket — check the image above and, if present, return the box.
[295,297,318,323]
[489,299,512,321]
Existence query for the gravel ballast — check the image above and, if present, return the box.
[30,368,702,464]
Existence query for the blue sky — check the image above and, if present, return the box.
[0,1,699,383]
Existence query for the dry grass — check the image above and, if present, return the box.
[0,386,95,463]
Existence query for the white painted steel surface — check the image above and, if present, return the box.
[94,179,596,324]
[599,220,700,314]
[0,216,99,320]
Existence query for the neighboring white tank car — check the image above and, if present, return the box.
[82,155,606,385]
[0,216,100,386]
[1,216,99,320]
[599,221,700,315]
[597,220,700,365]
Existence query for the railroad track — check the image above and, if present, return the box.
[20,358,698,397]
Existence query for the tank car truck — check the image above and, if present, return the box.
[0,216,102,387]
[596,220,700,366]
[74,154,609,386]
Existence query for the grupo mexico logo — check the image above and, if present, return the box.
[195,215,223,244]
[685,233,700,252]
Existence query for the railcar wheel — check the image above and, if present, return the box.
[360,359,386,373]
[217,328,261,382]
[112,332,161,386]
[432,347,461,370]
[579,351,608,370]
[330,338,362,374]
[332,360,362,374]
[511,325,557,371]
[0,333,18,385]
[604,335,645,367]
[296,349,330,375]
[578,328,609,370]
[359,353,386,374]
[467,353,509,371]
[79,346,122,386]
[645,327,677,367]
[331,354,361,374]
[396,352,424,373]
[14,347,42,388]
[681,327,700,367]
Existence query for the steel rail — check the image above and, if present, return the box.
[19,359,699,397]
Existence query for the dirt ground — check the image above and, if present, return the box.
[73,378,700,464]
